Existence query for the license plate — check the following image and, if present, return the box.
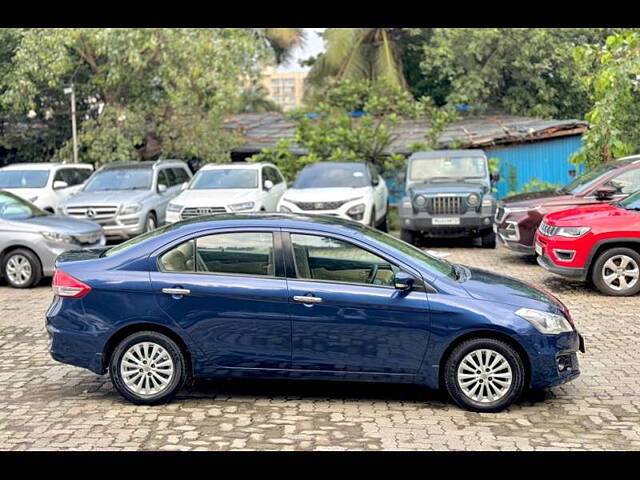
[535,243,543,256]
[432,217,460,225]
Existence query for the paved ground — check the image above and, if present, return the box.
[1,241,639,451]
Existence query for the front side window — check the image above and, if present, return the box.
[173,168,190,184]
[561,162,620,195]
[159,232,275,277]
[0,170,50,189]
[189,169,258,190]
[290,233,400,287]
[84,168,152,192]
[409,157,487,182]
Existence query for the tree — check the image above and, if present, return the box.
[236,82,281,113]
[257,28,305,65]
[250,79,457,182]
[571,30,640,168]
[420,28,620,118]
[1,28,269,165]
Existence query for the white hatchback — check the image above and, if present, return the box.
[165,162,287,223]
[277,162,389,230]
[0,162,93,213]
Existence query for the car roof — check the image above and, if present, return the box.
[0,162,93,171]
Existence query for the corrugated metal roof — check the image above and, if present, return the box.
[223,113,587,155]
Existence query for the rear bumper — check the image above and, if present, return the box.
[537,254,587,281]
[46,323,106,374]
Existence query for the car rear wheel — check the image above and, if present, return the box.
[444,338,525,412]
[592,247,640,296]
[110,331,187,405]
[3,248,42,288]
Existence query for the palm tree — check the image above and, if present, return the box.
[260,29,306,65]
[305,29,408,99]
[237,83,281,113]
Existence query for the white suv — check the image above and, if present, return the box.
[0,162,93,213]
[165,162,287,223]
[277,162,389,230]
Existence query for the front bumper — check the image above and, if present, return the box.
[399,212,494,237]
[101,215,146,240]
[278,199,370,225]
[537,253,587,281]
[524,330,584,389]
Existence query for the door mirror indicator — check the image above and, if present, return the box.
[594,187,616,201]
[394,271,415,290]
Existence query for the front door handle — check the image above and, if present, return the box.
[293,295,322,304]
[162,287,191,296]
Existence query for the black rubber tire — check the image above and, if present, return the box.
[2,248,42,289]
[444,337,525,413]
[480,229,497,249]
[377,202,389,232]
[400,228,416,245]
[591,247,640,296]
[109,331,187,405]
[369,207,376,228]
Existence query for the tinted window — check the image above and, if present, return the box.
[159,232,275,277]
[189,169,258,190]
[163,168,177,187]
[173,168,190,184]
[603,168,640,195]
[293,163,369,189]
[84,168,152,191]
[55,168,90,187]
[562,162,620,195]
[0,170,50,188]
[290,233,399,287]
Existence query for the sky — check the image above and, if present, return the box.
[277,28,326,73]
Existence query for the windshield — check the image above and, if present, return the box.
[190,169,258,190]
[618,190,640,210]
[561,162,620,195]
[294,164,369,189]
[409,157,487,182]
[0,191,48,220]
[84,168,152,192]
[362,227,456,279]
[0,170,50,189]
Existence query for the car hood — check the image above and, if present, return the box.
[64,189,151,207]
[460,266,566,313]
[544,203,632,226]
[501,189,578,208]
[282,187,371,203]
[408,182,487,196]
[6,214,102,234]
[173,189,257,206]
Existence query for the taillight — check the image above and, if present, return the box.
[52,269,91,298]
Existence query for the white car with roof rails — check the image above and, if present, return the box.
[0,162,93,213]
[165,162,287,223]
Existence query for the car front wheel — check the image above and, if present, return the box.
[3,248,42,288]
[110,331,187,405]
[444,337,525,412]
[592,247,640,296]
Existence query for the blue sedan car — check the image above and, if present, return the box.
[46,214,584,412]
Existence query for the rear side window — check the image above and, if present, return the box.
[159,232,275,277]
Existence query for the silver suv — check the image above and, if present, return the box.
[62,160,192,241]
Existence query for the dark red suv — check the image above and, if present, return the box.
[536,190,640,296]
[495,155,640,254]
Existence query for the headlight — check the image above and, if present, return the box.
[229,201,255,212]
[120,203,141,215]
[556,226,590,238]
[279,205,292,213]
[346,203,366,221]
[414,195,426,207]
[41,231,74,243]
[167,203,183,213]
[515,308,573,334]
[467,193,480,206]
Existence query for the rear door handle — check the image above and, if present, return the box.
[293,295,322,304]
[162,287,191,296]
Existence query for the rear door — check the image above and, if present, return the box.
[149,228,291,371]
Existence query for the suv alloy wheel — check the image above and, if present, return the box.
[592,247,640,296]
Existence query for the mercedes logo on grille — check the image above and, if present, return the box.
[86,209,96,218]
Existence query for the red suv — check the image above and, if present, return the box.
[536,190,640,296]
[496,155,640,254]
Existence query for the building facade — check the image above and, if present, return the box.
[260,67,307,111]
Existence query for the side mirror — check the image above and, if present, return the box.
[53,180,68,190]
[372,176,380,186]
[158,183,168,194]
[490,172,501,183]
[398,171,407,185]
[393,271,415,291]
[594,187,616,201]
[263,179,274,191]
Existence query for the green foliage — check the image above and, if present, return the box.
[250,79,457,182]
[571,30,640,169]
[420,28,620,118]
[0,28,268,165]
[506,177,560,197]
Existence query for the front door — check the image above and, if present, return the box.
[284,231,430,374]
[149,230,291,370]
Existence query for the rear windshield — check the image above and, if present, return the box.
[0,170,50,188]
[293,164,369,189]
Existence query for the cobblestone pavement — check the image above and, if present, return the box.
[1,242,639,451]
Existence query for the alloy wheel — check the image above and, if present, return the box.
[6,254,33,286]
[145,216,156,233]
[120,342,175,397]
[457,349,513,403]
[602,254,639,292]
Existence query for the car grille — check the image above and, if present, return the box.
[292,200,347,211]
[180,206,227,220]
[538,221,558,237]
[428,196,466,215]
[65,206,118,224]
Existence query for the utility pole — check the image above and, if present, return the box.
[64,84,78,164]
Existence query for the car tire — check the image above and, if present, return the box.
[369,207,376,228]
[591,247,640,296]
[480,230,496,249]
[377,201,389,232]
[144,212,157,233]
[2,248,42,289]
[109,331,187,405]
[400,228,415,245]
[444,337,525,412]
